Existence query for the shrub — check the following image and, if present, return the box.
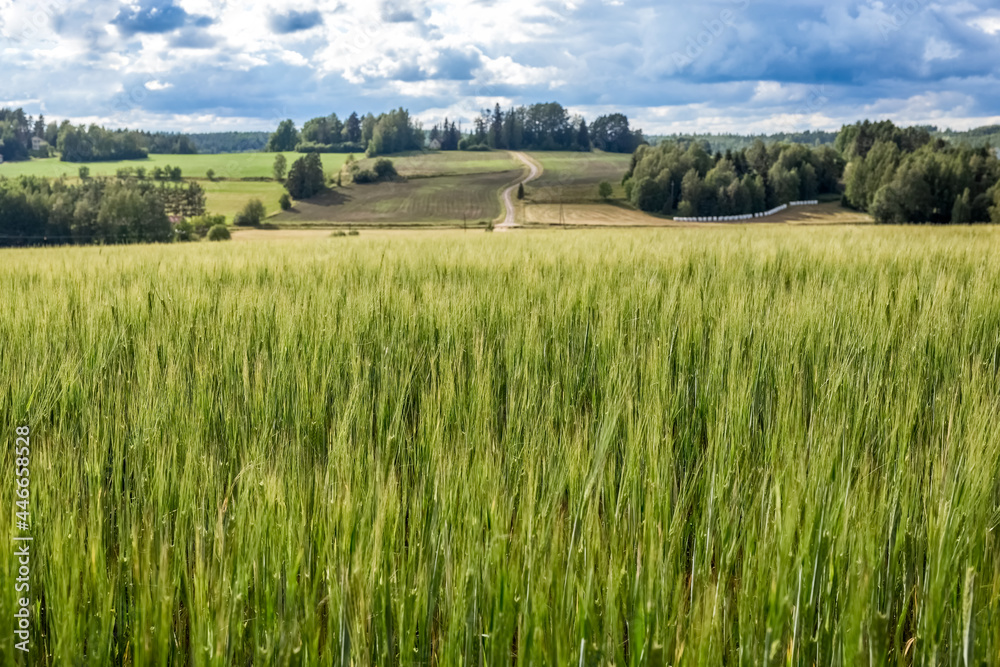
[352,169,378,184]
[188,214,227,238]
[206,169,216,181]
[517,183,525,200]
[234,198,266,226]
[279,193,292,211]
[174,219,195,242]
[348,230,359,236]
[372,158,398,181]
[207,224,231,241]
[78,166,90,180]
[331,231,347,237]
[598,181,613,199]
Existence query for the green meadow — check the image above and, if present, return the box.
[2,226,999,665]
[0,153,351,181]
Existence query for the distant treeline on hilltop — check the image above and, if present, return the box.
[186,132,270,154]
[1,107,273,162]
[0,108,199,163]
[267,103,645,157]
[651,125,1000,154]
[648,130,840,153]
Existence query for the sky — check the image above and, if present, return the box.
[1,0,999,135]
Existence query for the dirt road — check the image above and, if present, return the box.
[496,152,542,230]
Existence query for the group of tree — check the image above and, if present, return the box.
[0,108,203,162]
[57,124,149,162]
[590,113,646,153]
[0,167,212,246]
[622,140,844,216]
[269,103,644,157]
[433,103,643,153]
[268,109,420,157]
[284,153,326,200]
[839,120,1000,223]
[113,165,184,181]
[0,107,54,162]
[0,176,169,245]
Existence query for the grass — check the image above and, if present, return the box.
[0,153,351,181]
[201,180,288,222]
[526,150,633,203]
[272,171,519,227]
[1,226,1000,665]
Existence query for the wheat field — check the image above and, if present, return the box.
[2,227,999,665]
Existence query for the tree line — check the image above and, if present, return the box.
[838,120,1000,224]
[0,175,207,246]
[0,107,201,162]
[186,132,270,154]
[435,104,644,153]
[266,103,645,157]
[623,140,844,217]
[647,130,839,154]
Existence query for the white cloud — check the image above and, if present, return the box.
[923,37,960,61]
[1,0,999,133]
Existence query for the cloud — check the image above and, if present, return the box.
[0,0,997,133]
[269,10,324,34]
[379,0,426,23]
[110,0,214,37]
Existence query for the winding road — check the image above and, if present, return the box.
[496,151,542,231]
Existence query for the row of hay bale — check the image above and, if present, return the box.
[675,203,790,223]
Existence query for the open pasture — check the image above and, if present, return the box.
[0,153,350,181]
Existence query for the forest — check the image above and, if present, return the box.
[625,120,1000,223]
[839,121,1000,223]
[267,103,645,157]
[0,175,205,245]
[1,108,202,162]
[622,140,844,216]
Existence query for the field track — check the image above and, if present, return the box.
[496,152,543,230]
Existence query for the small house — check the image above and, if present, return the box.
[32,137,43,151]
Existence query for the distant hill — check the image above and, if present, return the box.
[647,125,1000,154]
[646,130,839,153]
[932,125,1000,149]
[188,132,270,154]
